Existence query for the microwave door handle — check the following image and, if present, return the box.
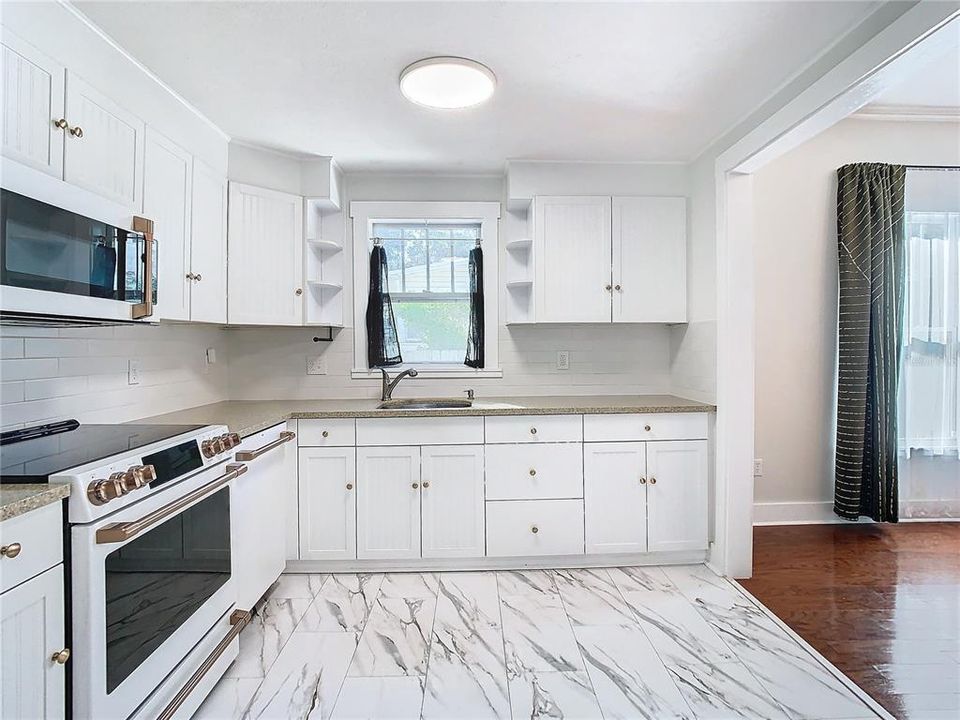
[96,463,246,544]
[131,216,155,320]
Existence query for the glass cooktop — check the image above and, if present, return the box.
[0,423,206,483]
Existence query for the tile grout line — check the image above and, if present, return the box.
[552,568,608,720]
[494,569,516,719]
[418,573,442,720]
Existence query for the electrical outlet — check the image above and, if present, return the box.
[753,459,764,477]
[306,356,328,375]
[205,348,217,365]
[556,350,570,370]
[127,359,141,386]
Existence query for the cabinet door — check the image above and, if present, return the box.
[613,197,687,323]
[421,445,484,559]
[584,442,648,554]
[646,440,708,552]
[356,446,420,559]
[298,447,357,561]
[0,33,65,177]
[189,159,227,323]
[143,129,192,321]
[227,182,303,325]
[534,196,612,322]
[63,72,144,209]
[0,565,65,720]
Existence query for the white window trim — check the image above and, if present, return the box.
[350,200,501,379]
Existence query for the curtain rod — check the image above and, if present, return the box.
[371,237,481,246]
[906,165,960,171]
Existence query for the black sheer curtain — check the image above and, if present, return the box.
[366,245,402,367]
[464,246,484,368]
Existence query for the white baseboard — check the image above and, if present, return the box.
[753,500,960,526]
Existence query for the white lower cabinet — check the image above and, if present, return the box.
[356,446,421,559]
[647,440,709,552]
[0,564,66,720]
[584,442,648,554]
[421,445,485,559]
[298,447,357,561]
[486,499,585,557]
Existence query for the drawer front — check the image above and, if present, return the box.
[485,415,582,444]
[485,499,584,557]
[485,444,583,500]
[356,417,483,446]
[583,413,708,442]
[0,502,63,593]
[298,418,356,447]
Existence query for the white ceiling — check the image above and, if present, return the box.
[868,42,960,109]
[77,1,880,172]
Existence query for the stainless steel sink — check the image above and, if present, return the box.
[377,398,473,410]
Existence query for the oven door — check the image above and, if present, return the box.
[71,462,245,720]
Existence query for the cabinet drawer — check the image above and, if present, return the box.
[0,503,63,594]
[356,417,483,446]
[485,444,583,500]
[486,499,584,557]
[298,418,356,447]
[485,415,582,444]
[583,413,708,442]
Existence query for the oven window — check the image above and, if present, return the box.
[104,487,230,694]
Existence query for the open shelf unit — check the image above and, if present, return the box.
[504,204,535,324]
[304,195,345,326]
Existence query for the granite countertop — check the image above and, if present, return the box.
[1,483,71,522]
[136,395,715,438]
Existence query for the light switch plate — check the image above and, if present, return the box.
[306,356,328,375]
[127,359,141,386]
[556,350,570,370]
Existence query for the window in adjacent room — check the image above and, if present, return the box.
[373,221,479,364]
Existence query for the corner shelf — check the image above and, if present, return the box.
[505,238,532,252]
[308,279,343,291]
[506,279,533,289]
[307,239,343,253]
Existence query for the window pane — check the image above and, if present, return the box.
[392,299,470,363]
[403,238,427,293]
[452,240,471,293]
[428,239,453,293]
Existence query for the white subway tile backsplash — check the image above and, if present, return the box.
[24,337,90,358]
[2,358,59,382]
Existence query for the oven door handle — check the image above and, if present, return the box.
[157,609,252,720]
[96,463,246,544]
[234,430,296,462]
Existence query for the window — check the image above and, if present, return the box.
[373,221,479,363]
[350,201,500,378]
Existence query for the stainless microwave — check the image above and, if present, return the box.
[0,189,157,325]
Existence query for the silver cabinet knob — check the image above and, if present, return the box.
[194,273,202,281]
[1,542,22,559]
[529,468,536,476]
[69,126,83,138]
[321,430,329,438]
[644,424,652,432]
[531,525,539,534]
[615,284,622,291]
[51,648,70,665]
[186,272,195,280]
[412,482,419,489]
[295,288,303,296]
[639,477,647,485]
[529,427,537,435]
[605,284,613,291]
[422,481,430,488]
[346,483,353,490]
[649,477,657,485]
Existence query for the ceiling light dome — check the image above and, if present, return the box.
[399,57,496,109]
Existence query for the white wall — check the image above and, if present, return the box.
[752,117,960,521]
[0,323,229,430]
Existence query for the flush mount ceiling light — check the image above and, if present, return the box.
[399,57,496,109]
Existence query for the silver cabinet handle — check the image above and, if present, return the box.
[97,464,246,544]
[1,542,22,558]
[53,118,68,130]
[69,125,84,138]
[235,431,296,461]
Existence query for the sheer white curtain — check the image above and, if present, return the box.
[898,168,960,516]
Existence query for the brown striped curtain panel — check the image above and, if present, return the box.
[834,163,906,522]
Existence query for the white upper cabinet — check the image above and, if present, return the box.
[143,129,192,322]
[526,194,686,324]
[534,196,612,323]
[646,440,708,553]
[189,159,228,324]
[63,72,144,210]
[420,445,485,559]
[613,197,687,323]
[228,182,304,325]
[584,441,648,554]
[0,33,65,178]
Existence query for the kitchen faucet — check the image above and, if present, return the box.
[380,367,418,401]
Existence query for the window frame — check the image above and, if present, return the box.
[350,201,501,379]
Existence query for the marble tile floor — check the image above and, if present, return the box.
[194,565,887,720]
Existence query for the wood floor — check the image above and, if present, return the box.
[739,523,960,720]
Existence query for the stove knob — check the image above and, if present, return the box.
[119,465,157,493]
[223,433,241,450]
[139,464,157,483]
[201,439,217,458]
[87,477,125,505]
[210,437,226,455]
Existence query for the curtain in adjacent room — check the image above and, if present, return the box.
[464,245,484,368]
[366,244,402,367]
[834,163,907,522]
